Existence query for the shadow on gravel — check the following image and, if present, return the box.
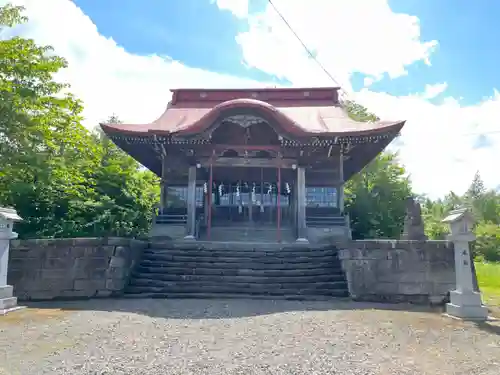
[24,297,444,320]
[474,321,500,336]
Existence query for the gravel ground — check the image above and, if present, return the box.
[1,298,499,375]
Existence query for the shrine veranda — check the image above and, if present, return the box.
[101,87,404,243]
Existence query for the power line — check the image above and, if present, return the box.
[267,0,500,137]
[267,0,348,99]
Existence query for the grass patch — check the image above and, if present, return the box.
[475,262,500,307]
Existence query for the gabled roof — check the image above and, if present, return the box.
[100,87,405,138]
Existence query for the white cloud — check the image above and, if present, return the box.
[419,82,448,100]
[1,0,499,198]
[1,0,263,126]
[228,0,438,90]
[216,0,248,19]
[218,0,500,198]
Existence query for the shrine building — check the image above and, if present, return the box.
[100,87,404,243]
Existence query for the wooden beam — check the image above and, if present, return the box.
[212,144,281,152]
[199,157,297,168]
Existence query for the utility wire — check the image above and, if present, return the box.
[268,0,500,137]
[267,0,349,100]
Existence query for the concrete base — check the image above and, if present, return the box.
[0,285,13,299]
[295,238,310,244]
[0,285,24,316]
[445,290,488,321]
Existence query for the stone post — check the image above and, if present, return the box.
[442,208,488,321]
[0,207,24,315]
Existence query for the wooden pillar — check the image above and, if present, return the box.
[292,176,298,235]
[338,150,345,212]
[260,168,264,214]
[184,166,197,240]
[160,156,168,214]
[277,166,281,242]
[296,166,308,243]
[207,162,213,240]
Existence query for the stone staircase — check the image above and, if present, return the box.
[124,241,349,300]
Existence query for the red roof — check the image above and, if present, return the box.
[101,87,405,137]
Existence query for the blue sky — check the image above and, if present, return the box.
[6,0,498,196]
[74,0,500,106]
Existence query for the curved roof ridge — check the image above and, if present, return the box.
[100,97,405,137]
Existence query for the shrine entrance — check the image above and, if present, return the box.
[202,166,296,242]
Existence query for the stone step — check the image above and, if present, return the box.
[126,285,349,296]
[139,259,341,270]
[147,241,330,251]
[131,273,346,284]
[135,266,339,277]
[143,249,339,259]
[129,279,347,290]
[122,292,348,301]
[141,253,340,263]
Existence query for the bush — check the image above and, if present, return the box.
[474,223,500,262]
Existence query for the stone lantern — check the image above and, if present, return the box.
[0,207,23,315]
[442,207,488,321]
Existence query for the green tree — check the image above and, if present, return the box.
[0,5,159,238]
[89,115,160,237]
[474,222,500,262]
[465,171,486,200]
[342,100,412,239]
[345,152,412,239]
[0,4,99,238]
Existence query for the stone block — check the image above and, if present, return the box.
[113,246,129,258]
[130,239,148,250]
[71,238,104,247]
[83,246,104,257]
[40,269,70,279]
[106,237,130,246]
[0,285,13,299]
[105,278,125,291]
[59,290,93,298]
[338,249,352,260]
[106,266,126,278]
[75,257,109,270]
[101,245,116,257]
[6,269,24,285]
[12,290,30,301]
[74,279,105,291]
[372,282,399,294]
[0,297,18,310]
[9,257,42,270]
[37,278,74,291]
[47,246,72,258]
[96,290,113,297]
[28,291,58,300]
[398,282,430,295]
[73,266,107,279]
[43,257,74,269]
[108,256,126,268]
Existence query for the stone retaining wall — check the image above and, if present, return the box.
[8,238,147,301]
[339,240,456,304]
[7,237,457,304]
